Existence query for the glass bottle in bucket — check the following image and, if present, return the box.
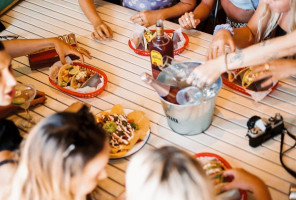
[158,57,220,100]
[149,19,174,79]
[140,73,203,105]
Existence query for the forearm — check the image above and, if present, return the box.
[250,179,272,200]
[192,0,214,22]
[3,38,58,58]
[78,0,102,26]
[227,32,296,70]
[160,1,196,20]
[0,105,18,119]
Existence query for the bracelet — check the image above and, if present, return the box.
[224,52,230,73]
[213,24,234,36]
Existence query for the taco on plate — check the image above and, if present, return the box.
[70,69,94,89]
[96,104,150,158]
[57,64,80,87]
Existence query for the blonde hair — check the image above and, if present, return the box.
[126,146,214,200]
[3,107,107,200]
[257,0,296,42]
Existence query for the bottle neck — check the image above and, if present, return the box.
[156,26,164,37]
[141,73,170,97]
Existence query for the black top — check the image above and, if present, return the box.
[275,25,287,37]
[0,119,22,151]
[0,159,16,167]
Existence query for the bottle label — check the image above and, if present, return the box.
[151,50,163,67]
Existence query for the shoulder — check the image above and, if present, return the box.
[0,151,17,186]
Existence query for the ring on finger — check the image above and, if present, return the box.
[77,47,81,52]
[264,63,270,71]
[185,17,189,21]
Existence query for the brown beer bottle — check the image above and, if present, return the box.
[149,19,174,79]
[140,72,179,105]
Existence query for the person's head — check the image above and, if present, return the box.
[125,146,214,200]
[257,0,296,41]
[7,106,109,200]
[0,41,16,106]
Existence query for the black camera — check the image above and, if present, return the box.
[246,113,285,147]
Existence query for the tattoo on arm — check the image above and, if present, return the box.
[229,50,244,66]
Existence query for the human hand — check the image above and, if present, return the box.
[179,12,200,29]
[250,59,296,88]
[187,57,225,87]
[130,10,162,27]
[91,21,113,41]
[53,38,91,64]
[30,91,46,107]
[222,168,264,192]
[207,29,236,60]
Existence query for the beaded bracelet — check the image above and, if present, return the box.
[213,24,234,36]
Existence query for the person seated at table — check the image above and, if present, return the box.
[179,0,259,30]
[79,0,196,31]
[207,0,294,60]
[0,38,91,151]
[187,26,296,87]
[79,0,113,41]
[0,106,109,200]
[125,146,271,200]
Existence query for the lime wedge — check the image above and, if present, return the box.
[69,65,80,75]
[12,97,26,105]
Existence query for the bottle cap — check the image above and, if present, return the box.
[156,19,163,27]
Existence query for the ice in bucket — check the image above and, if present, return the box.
[156,61,222,135]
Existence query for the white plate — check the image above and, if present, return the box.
[98,109,151,159]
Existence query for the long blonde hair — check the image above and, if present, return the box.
[257,0,296,42]
[126,146,214,200]
[3,107,107,200]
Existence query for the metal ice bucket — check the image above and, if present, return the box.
[157,62,222,135]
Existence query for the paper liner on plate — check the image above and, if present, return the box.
[128,29,189,56]
[49,60,107,98]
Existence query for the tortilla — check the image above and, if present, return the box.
[96,104,150,158]
[58,64,78,87]
[70,69,93,89]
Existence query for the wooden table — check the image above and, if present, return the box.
[1,0,295,199]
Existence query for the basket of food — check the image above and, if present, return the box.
[49,62,107,98]
[95,104,150,159]
[129,27,189,56]
[222,67,278,101]
[195,152,248,200]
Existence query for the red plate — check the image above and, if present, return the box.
[128,29,189,56]
[49,62,108,98]
[222,72,278,97]
[195,152,247,200]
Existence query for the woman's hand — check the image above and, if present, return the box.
[91,21,113,41]
[222,168,271,200]
[250,59,296,88]
[130,10,162,27]
[207,29,236,60]
[179,12,200,29]
[53,38,91,64]
[30,91,46,107]
[187,57,226,87]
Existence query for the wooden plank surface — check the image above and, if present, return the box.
[1,0,295,199]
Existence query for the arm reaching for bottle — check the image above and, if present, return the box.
[78,0,113,40]
[3,38,91,64]
[222,169,272,200]
[187,30,296,87]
